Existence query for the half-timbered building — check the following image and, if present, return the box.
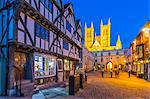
[0,0,82,96]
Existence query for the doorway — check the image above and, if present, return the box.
[106,61,113,70]
[14,52,27,81]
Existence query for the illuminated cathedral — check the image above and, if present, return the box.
[84,18,122,51]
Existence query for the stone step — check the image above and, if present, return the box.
[16,80,31,85]
[16,80,34,97]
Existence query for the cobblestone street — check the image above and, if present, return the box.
[1,71,150,99]
[70,71,150,99]
[52,71,150,99]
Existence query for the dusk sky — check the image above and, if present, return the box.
[63,0,150,49]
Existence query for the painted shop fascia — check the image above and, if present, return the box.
[0,0,82,96]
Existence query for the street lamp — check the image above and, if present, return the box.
[135,55,138,59]
[124,60,127,63]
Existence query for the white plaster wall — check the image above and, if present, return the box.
[45,41,49,50]
[31,0,36,9]
[40,3,44,16]
[27,16,34,40]
[18,30,24,43]
[41,39,44,49]
[36,37,40,48]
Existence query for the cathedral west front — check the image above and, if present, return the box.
[84,18,122,51]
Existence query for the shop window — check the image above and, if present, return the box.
[58,60,62,70]
[63,40,69,50]
[34,56,45,76]
[34,55,56,77]
[66,20,71,33]
[64,60,69,70]
[48,60,55,75]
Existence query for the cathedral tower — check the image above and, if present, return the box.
[100,18,111,47]
[84,22,94,50]
[84,18,122,52]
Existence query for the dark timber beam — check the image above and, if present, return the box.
[68,24,80,56]
[51,0,61,11]
[0,15,13,44]
[19,16,35,46]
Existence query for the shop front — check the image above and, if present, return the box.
[64,59,76,80]
[136,44,145,78]
[132,62,137,75]
[14,52,27,82]
[144,58,150,80]
[136,60,144,78]
[57,59,63,82]
[106,61,113,71]
[14,51,33,81]
[34,53,56,85]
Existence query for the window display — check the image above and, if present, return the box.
[64,60,69,71]
[58,60,62,70]
[48,60,55,75]
[34,54,56,77]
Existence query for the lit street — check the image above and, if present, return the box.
[0,0,150,98]
[67,71,150,99]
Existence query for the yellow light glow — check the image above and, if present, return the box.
[140,60,143,64]
[133,40,136,44]
[142,27,150,37]
[124,60,126,63]
[135,55,138,59]
[84,19,122,51]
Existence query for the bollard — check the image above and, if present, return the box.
[79,74,87,89]
[69,75,80,95]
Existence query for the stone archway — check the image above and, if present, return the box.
[106,61,113,70]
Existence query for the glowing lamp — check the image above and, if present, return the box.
[124,60,126,63]
[140,60,143,64]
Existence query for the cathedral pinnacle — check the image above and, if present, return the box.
[101,19,103,26]
[85,22,87,29]
[91,21,94,28]
[108,18,111,24]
